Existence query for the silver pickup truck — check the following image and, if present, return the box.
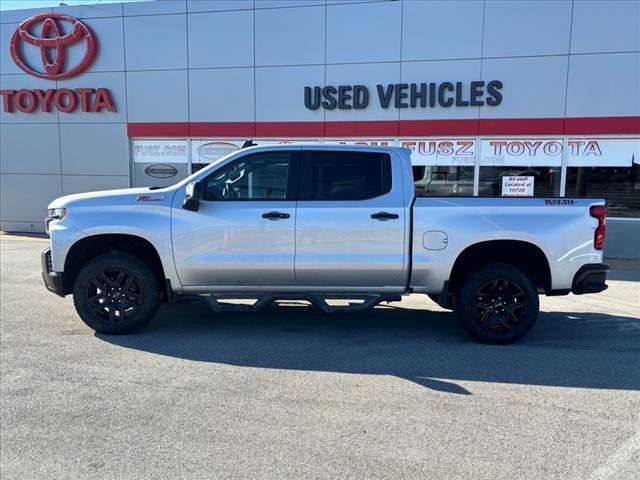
[42,145,609,344]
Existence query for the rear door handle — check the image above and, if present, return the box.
[262,211,290,220]
[371,212,399,220]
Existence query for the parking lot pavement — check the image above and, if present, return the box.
[1,234,638,480]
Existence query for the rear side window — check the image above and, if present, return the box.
[300,151,392,200]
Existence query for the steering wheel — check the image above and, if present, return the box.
[223,182,242,199]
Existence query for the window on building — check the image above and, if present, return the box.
[477,166,562,197]
[413,166,475,196]
[202,151,292,200]
[300,151,392,200]
[565,165,640,217]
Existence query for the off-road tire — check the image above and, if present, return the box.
[455,263,539,344]
[72,252,162,334]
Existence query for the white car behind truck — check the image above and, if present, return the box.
[42,145,609,344]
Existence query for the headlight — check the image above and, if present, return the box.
[47,208,67,220]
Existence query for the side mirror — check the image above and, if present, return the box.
[183,181,204,211]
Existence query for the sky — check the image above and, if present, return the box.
[0,0,150,11]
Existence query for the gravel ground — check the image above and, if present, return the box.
[1,234,638,480]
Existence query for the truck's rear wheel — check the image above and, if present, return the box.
[72,252,161,334]
[456,264,539,344]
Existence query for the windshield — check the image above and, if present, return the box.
[171,147,250,189]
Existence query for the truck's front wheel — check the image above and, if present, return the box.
[72,252,162,334]
[456,264,539,344]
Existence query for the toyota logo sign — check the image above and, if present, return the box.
[10,13,97,80]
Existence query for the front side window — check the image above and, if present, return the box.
[202,152,292,200]
[300,151,392,200]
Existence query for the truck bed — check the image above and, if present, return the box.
[410,196,604,293]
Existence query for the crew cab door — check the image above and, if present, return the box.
[171,150,298,288]
[294,150,408,288]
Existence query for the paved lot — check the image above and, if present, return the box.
[1,234,639,480]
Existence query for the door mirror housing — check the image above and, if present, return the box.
[183,181,204,211]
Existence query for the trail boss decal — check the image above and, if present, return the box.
[136,194,166,202]
[545,199,576,206]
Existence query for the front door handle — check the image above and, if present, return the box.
[371,212,399,220]
[262,211,290,220]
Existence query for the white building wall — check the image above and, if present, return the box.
[0,0,639,235]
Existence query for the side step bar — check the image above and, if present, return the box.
[176,293,403,314]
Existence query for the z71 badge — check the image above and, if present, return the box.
[136,194,166,202]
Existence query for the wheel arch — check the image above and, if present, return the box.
[62,234,168,299]
[448,240,552,295]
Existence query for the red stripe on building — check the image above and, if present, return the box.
[127,116,640,137]
[255,121,324,137]
[190,122,255,137]
[479,118,565,135]
[564,116,640,135]
[325,120,398,136]
[127,122,189,137]
[399,119,479,136]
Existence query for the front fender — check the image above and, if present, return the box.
[50,203,180,291]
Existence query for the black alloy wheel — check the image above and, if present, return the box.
[471,278,527,333]
[456,264,539,344]
[86,268,145,323]
[73,252,162,334]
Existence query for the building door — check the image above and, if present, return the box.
[294,150,408,289]
[171,150,298,288]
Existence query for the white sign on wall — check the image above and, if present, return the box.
[158,136,640,168]
[566,138,640,167]
[320,139,393,146]
[191,139,321,164]
[255,139,323,146]
[191,140,241,164]
[480,137,639,167]
[501,176,534,197]
[481,139,563,166]
[133,139,188,163]
[399,139,476,166]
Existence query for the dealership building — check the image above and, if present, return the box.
[0,0,638,257]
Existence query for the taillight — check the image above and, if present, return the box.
[590,205,606,250]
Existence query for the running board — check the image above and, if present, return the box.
[176,293,402,314]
